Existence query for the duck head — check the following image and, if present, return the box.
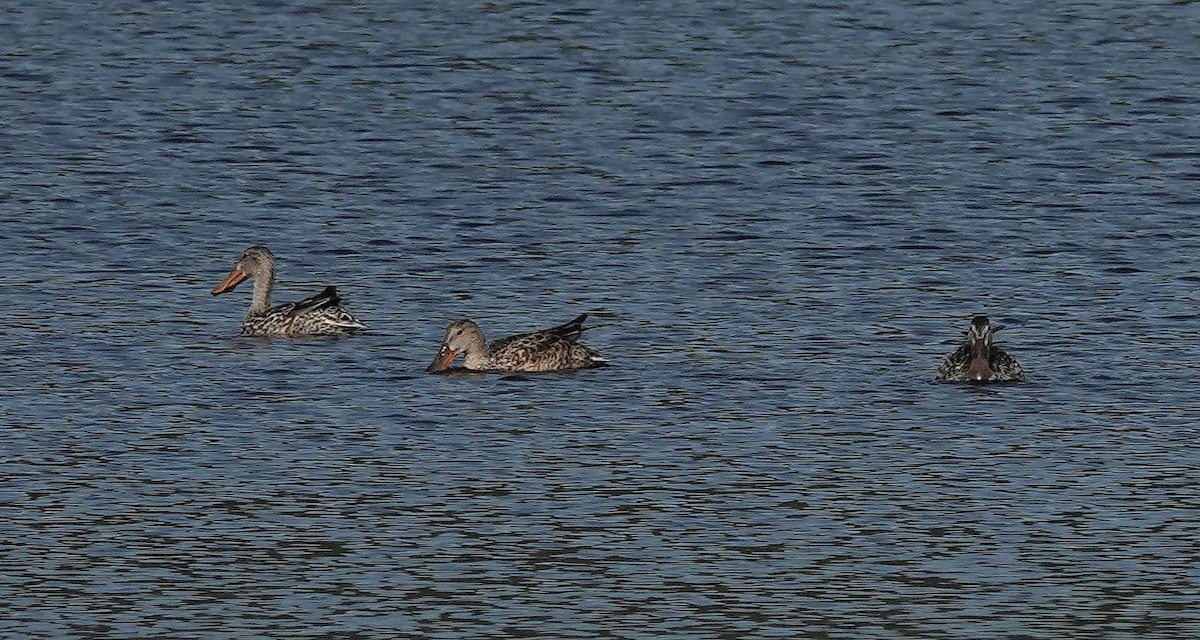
[427,319,485,372]
[212,246,275,295]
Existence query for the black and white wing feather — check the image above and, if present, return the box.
[989,347,1024,382]
[936,344,971,382]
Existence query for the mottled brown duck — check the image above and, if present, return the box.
[427,313,605,373]
[211,245,366,337]
[937,315,1024,382]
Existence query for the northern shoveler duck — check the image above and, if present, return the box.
[211,245,367,337]
[427,313,606,373]
[936,315,1024,383]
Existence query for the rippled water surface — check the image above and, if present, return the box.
[3,1,1199,638]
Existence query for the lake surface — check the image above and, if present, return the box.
[2,1,1199,637]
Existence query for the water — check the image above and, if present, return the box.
[2,1,1199,637]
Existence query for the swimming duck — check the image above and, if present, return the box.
[427,313,606,373]
[211,245,367,337]
[936,315,1024,382]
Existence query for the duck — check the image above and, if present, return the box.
[211,245,367,337]
[936,315,1024,382]
[427,313,606,373]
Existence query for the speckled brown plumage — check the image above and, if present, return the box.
[427,314,605,373]
[211,246,366,338]
[937,315,1023,383]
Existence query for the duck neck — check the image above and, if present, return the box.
[461,331,491,369]
[248,265,275,316]
[970,336,992,361]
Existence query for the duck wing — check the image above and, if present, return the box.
[989,347,1024,382]
[488,314,589,352]
[545,313,589,343]
[936,343,972,381]
[286,286,342,318]
[488,328,555,356]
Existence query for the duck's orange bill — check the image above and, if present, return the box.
[211,268,250,295]
[427,348,457,373]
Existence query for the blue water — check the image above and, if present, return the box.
[2,1,1199,638]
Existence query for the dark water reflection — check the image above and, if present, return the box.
[3,1,1200,638]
